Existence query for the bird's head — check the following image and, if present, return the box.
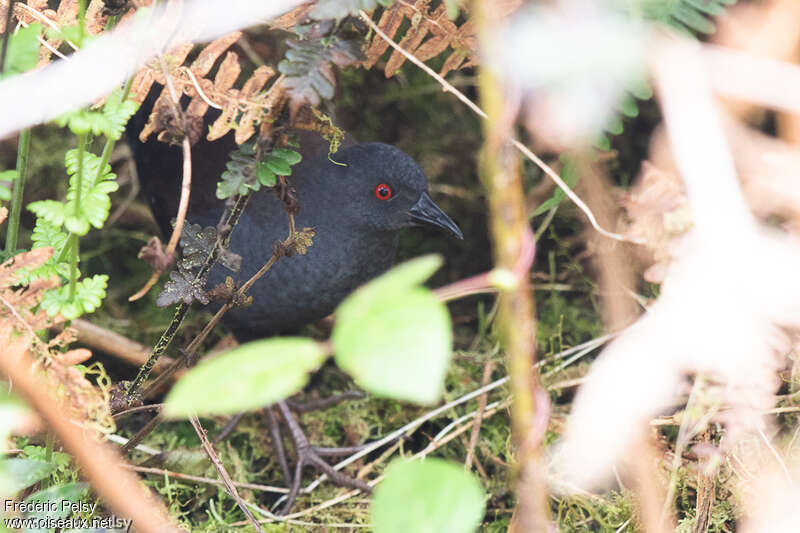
[330,143,463,239]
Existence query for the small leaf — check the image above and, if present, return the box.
[264,155,292,176]
[164,338,328,418]
[0,170,18,182]
[256,163,276,187]
[217,143,258,199]
[532,157,579,216]
[371,459,485,533]
[1,24,41,80]
[273,148,302,165]
[64,215,90,236]
[156,268,209,307]
[24,482,89,531]
[311,0,395,20]
[4,459,54,493]
[333,255,451,404]
[103,87,140,140]
[40,275,108,319]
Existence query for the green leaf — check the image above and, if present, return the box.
[28,200,68,228]
[310,0,392,20]
[333,255,452,405]
[4,459,54,493]
[0,170,18,182]
[273,148,302,165]
[24,482,89,531]
[256,162,276,187]
[64,214,90,235]
[40,274,108,319]
[64,148,118,232]
[45,24,97,48]
[164,338,327,418]
[532,157,580,217]
[1,24,41,80]
[371,459,485,533]
[217,143,258,199]
[264,155,292,176]
[102,87,140,141]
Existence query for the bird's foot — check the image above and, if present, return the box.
[274,400,372,515]
[285,390,365,413]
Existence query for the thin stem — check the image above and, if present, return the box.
[41,431,54,489]
[96,77,133,178]
[0,0,15,74]
[68,133,86,301]
[124,193,251,403]
[471,1,549,529]
[5,128,30,254]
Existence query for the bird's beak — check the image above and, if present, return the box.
[408,191,464,240]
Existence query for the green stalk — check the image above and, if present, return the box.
[41,431,55,490]
[5,128,30,254]
[96,77,133,177]
[68,133,86,301]
[77,0,86,43]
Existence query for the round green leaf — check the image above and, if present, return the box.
[256,162,277,187]
[273,148,302,165]
[265,156,292,176]
[371,459,486,533]
[4,459,55,494]
[343,255,443,308]
[333,255,451,405]
[164,338,327,418]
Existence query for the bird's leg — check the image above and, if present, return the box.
[213,412,245,444]
[276,400,372,515]
[264,406,292,487]
[285,390,365,413]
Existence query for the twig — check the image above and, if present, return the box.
[66,319,179,375]
[183,208,297,361]
[691,429,716,533]
[0,0,16,73]
[120,411,163,455]
[465,359,494,470]
[125,464,289,494]
[189,415,266,532]
[125,192,251,403]
[302,333,614,493]
[129,55,193,302]
[359,10,633,244]
[112,403,164,420]
[759,427,793,483]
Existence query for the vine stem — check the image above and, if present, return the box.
[4,127,30,254]
[471,1,550,530]
[68,132,86,302]
[124,193,251,403]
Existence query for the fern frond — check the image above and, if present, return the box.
[363,0,521,78]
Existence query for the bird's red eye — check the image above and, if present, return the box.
[375,183,392,200]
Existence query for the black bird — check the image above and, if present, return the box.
[129,105,462,510]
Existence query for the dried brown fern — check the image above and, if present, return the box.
[0,224,113,434]
[131,32,283,145]
[363,0,520,78]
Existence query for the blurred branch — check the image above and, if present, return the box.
[0,347,180,532]
[471,1,550,530]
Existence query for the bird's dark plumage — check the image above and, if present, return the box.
[130,109,461,339]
